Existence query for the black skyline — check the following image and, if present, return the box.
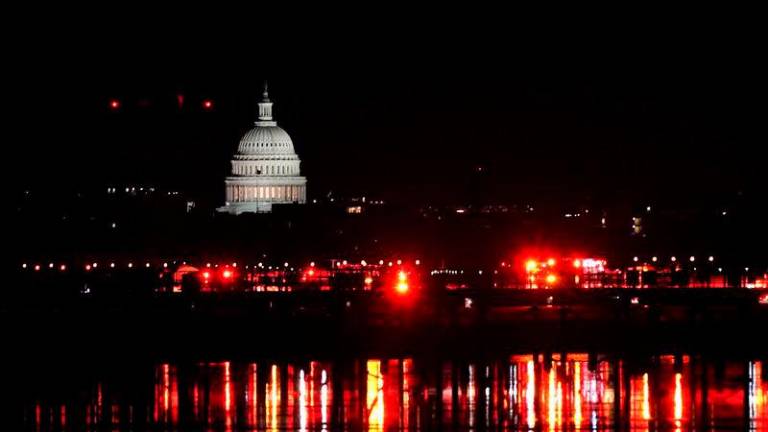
[9,22,766,213]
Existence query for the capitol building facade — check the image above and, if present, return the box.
[218,84,307,214]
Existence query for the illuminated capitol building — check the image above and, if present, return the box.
[218,84,307,214]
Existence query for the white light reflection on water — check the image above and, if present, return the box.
[23,354,768,431]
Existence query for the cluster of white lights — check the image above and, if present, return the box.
[328,258,420,268]
[430,269,465,276]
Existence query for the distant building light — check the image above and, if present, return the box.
[109,99,120,110]
[34,265,41,271]
[202,99,213,110]
[92,263,98,268]
[145,262,150,268]
[646,206,651,212]
[671,256,677,262]
[59,264,66,271]
[689,256,695,262]
[127,262,133,268]
[49,263,54,269]
[415,259,421,266]
[652,256,658,262]
[21,263,27,269]
[346,206,362,214]
[110,262,115,268]
[708,256,714,262]
[633,256,639,262]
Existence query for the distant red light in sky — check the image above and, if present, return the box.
[109,99,120,110]
[177,93,184,109]
[202,99,213,110]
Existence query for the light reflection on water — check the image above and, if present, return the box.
[24,355,768,431]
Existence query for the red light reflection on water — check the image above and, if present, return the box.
[153,364,178,424]
[25,356,768,431]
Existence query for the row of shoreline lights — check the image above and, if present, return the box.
[630,256,755,273]
[22,262,161,271]
[331,259,420,268]
[632,255,715,263]
[20,259,422,272]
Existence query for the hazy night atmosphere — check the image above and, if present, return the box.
[4,15,768,431]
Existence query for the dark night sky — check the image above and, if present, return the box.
[8,16,766,210]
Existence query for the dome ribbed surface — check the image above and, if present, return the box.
[237,125,296,155]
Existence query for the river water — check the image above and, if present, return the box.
[19,352,768,431]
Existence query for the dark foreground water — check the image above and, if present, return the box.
[18,353,768,431]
